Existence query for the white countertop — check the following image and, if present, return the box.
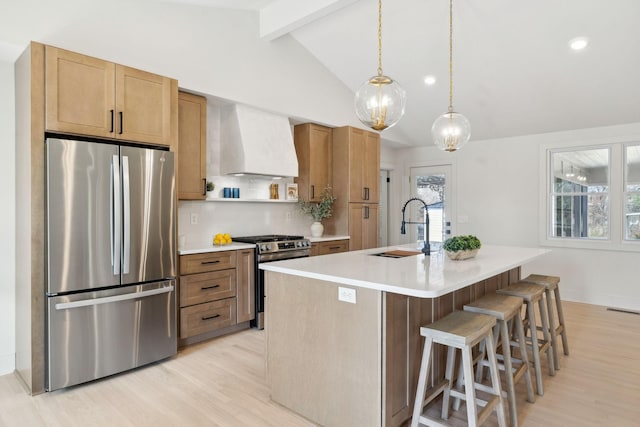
[307,235,350,243]
[260,243,551,298]
[179,242,256,255]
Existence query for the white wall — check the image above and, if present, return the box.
[387,123,640,311]
[0,60,15,376]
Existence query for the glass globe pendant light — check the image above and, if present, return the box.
[432,0,470,152]
[354,0,406,131]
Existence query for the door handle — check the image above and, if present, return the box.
[55,285,174,310]
[109,110,115,133]
[202,178,207,196]
[118,111,123,134]
[122,155,130,275]
[364,205,370,219]
[111,155,121,276]
[311,185,315,199]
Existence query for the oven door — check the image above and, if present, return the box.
[255,249,310,330]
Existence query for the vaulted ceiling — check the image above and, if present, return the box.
[3,0,640,147]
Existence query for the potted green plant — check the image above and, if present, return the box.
[298,186,336,237]
[443,235,482,260]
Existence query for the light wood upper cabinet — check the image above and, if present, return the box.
[178,92,207,200]
[334,126,380,203]
[294,123,332,202]
[45,45,175,146]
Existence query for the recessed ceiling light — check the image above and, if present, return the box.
[423,75,436,86]
[569,37,589,51]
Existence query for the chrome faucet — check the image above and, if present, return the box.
[401,197,432,255]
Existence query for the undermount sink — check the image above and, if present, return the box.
[371,250,422,259]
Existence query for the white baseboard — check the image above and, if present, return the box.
[0,353,15,376]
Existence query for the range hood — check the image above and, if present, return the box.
[220,104,299,177]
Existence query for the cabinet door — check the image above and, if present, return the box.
[294,124,332,202]
[178,92,207,200]
[236,249,255,323]
[116,65,173,146]
[348,128,366,203]
[363,131,380,203]
[45,46,116,137]
[348,204,379,251]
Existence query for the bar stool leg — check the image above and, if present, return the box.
[441,346,457,420]
[538,297,555,377]
[525,301,544,396]
[514,313,536,404]
[554,286,570,355]
[545,288,560,370]
[484,333,507,427]
[499,319,518,426]
[462,344,480,426]
[411,337,433,427]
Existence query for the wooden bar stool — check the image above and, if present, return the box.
[497,282,555,396]
[521,274,569,370]
[411,311,507,427]
[463,294,536,427]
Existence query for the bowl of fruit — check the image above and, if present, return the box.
[213,233,232,246]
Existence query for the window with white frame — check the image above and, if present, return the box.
[546,142,640,251]
[550,148,609,240]
[625,144,640,240]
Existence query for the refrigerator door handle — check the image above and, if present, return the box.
[122,155,131,275]
[112,155,121,275]
[54,285,174,310]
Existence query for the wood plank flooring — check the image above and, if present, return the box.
[1,301,639,426]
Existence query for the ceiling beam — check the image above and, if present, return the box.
[260,0,359,41]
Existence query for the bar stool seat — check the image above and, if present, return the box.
[497,282,555,396]
[521,274,569,369]
[411,311,507,427]
[464,293,536,427]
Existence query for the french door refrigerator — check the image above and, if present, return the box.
[45,138,177,391]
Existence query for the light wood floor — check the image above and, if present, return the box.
[1,301,639,426]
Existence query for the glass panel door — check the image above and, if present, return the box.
[409,165,453,249]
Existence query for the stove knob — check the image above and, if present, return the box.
[260,244,267,251]
[265,243,272,251]
[305,241,310,247]
[297,241,303,247]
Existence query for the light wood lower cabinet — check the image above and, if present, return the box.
[179,249,254,346]
[310,239,349,256]
[348,203,379,251]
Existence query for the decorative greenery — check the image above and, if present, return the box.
[443,235,482,252]
[206,181,215,192]
[298,186,336,222]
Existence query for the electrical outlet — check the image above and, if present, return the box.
[285,211,292,222]
[190,213,198,225]
[338,287,356,304]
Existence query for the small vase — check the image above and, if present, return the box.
[310,221,324,237]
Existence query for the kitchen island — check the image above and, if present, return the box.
[261,244,550,427]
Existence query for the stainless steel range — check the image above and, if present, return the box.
[233,235,311,329]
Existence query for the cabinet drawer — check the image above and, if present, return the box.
[180,251,236,275]
[180,270,236,307]
[317,240,349,255]
[180,298,237,339]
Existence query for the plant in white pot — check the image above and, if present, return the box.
[298,187,336,237]
[443,235,482,260]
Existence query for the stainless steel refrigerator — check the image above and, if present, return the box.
[45,138,177,391]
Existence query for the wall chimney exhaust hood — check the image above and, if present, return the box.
[220,104,299,177]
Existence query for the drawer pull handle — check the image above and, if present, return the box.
[201,285,220,290]
[329,246,341,250]
[200,260,220,265]
[202,314,220,321]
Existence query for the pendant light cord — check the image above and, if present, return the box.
[377,0,383,76]
[448,0,454,113]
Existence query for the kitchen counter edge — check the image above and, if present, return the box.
[178,242,256,255]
